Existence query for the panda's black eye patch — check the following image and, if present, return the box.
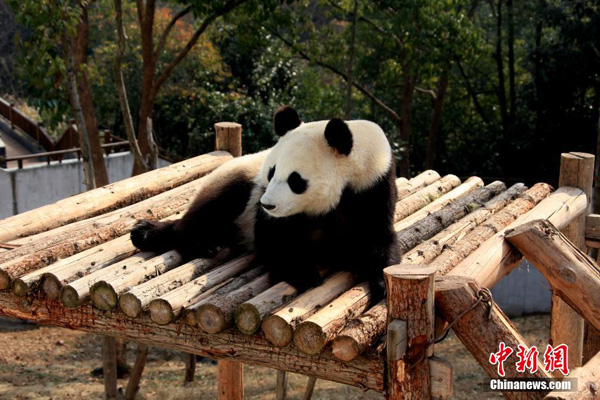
[268,166,276,182]
[288,172,308,194]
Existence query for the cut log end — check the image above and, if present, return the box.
[90,281,119,311]
[149,299,174,325]
[294,321,326,356]
[331,335,360,362]
[12,278,29,297]
[119,293,143,318]
[184,308,197,327]
[60,285,81,309]
[262,315,293,347]
[234,303,261,335]
[197,304,227,334]
[41,274,62,300]
[0,269,10,291]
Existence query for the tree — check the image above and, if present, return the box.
[9,0,108,189]
[113,0,250,175]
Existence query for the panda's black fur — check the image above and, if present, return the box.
[131,106,400,294]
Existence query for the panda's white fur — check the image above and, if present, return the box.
[257,120,392,217]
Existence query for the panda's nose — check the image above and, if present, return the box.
[261,202,276,211]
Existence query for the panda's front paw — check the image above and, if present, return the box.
[130,219,170,251]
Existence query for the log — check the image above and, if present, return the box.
[396,170,441,201]
[60,252,156,308]
[331,299,387,362]
[124,343,148,400]
[234,281,298,335]
[11,234,137,297]
[197,273,271,334]
[450,185,588,288]
[551,152,593,371]
[394,176,484,232]
[148,254,255,325]
[0,292,384,392]
[217,360,243,400]
[115,251,233,315]
[184,353,196,385]
[396,181,506,253]
[276,370,287,400]
[431,183,552,275]
[184,267,265,326]
[505,220,600,331]
[0,151,232,243]
[261,271,356,347]
[393,175,460,223]
[436,275,553,400]
[102,336,118,400]
[403,183,526,265]
[544,351,600,400]
[384,264,436,400]
[215,122,242,158]
[293,281,372,355]
[429,356,453,400]
[0,151,267,290]
[302,377,317,400]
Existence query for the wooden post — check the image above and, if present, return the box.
[218,360,243,400]
[552,152,594,370]
[102,336,118,400]
[505,220,600,331]
[276,370,287,400]
[215,122,242,157]
[8,103,14,128]
[124,343,148,400]
[215,121,244,399]
[184,353,196,386]
[384,264,436,400]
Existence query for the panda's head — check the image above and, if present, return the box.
[257,106,392,218]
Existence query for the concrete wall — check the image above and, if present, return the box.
[492,260,551,316]
[0,152,170,218]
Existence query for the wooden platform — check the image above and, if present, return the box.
[0,141,592,399]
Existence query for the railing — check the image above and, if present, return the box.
[0,141,130,169]
[0,97,56,151]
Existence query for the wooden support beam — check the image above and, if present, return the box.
[544,351,600,400]
[262,271,356,347]
[124,343,149,400]
[302,377,317,400]
[429,356,453,400]
[584,214,600,249]
[506,220,600,331]
[276,370,287,400]
[0,151,232,243]
[448,185,588,288]
[394,177,484,232]
[102,336,118,400]
[184,353,196,385]
[218,360,243,400]
[384,264,436,400]
[436,275,552,400]
[552,152,594,371]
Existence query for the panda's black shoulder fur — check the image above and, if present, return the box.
[254,155,399,293]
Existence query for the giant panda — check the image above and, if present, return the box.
[131,106,400,293]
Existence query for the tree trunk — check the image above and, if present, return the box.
[399,72,415,177]
[344,0,358,119]
[71,1,108,188]
[425,70,450,170]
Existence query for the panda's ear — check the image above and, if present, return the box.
[273,105,301,136]
[324,118,353,156]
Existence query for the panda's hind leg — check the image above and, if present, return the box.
[130,219,176,253]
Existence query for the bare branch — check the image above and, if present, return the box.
[153,0,249,95]
[154,5,193,61]
[114,0,149,171]
[415,86,437,100]
[267,28,402,124]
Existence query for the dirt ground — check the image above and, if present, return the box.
[0,314,549,400]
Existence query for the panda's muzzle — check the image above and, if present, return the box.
[260,202,276,211]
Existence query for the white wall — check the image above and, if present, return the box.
[0,152,170,218]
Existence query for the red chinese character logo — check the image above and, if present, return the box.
[515,344,539,373]
[489,342,514,377]
[543,344,569,375]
